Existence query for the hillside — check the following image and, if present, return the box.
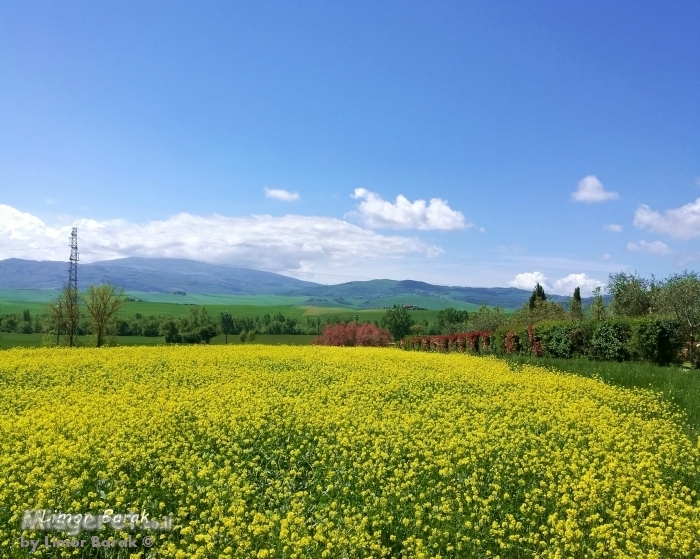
[0,258,316,295]
[0,257,580,309]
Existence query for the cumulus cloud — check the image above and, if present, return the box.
[509,271,549,291]
[0,205,441,272]
[604,224,623,233]
[633,198,700,240]
[627,240,670,257]
[264,188,300,202]
[509,271,604,296]
[571,175,618,203]
[349,188,468,230]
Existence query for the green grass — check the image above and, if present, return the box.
[503,355,700,437]
[0,332,316,350]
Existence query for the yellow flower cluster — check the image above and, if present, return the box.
[1,346,699,558]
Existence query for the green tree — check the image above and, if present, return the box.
[590,286,607,321]
[607,272,652,317]
[658,271,700,363]
[50,285,81,346]
[435,308,469,333]
[220,311,235,344]
[469,304,508,331]
[82,283,125,348]
[570,286,583,320]
[180,307,218,344]
[528,283,547,310]
[380,306,415,341]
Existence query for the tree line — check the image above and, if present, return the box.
[403,271,700,366]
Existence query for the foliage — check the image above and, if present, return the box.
[406,332,490,353]
[1,346,699,558]
[512,298,567,325]
[467,304,508,332]
[239,330,257,343]
[570,286,582,320]
[220,311,235,343]
[314,322,391,347]
[116,313,161,337]
[380,305,415,341]
[607,271,653,317]
[48,286,81,347]
[657,271,700,363]
[628,317,684,365]
[528,282,547,309]
[435,307,469,333]
[589,319,631,361]
[82,283,125,348]
[589,286,607,320]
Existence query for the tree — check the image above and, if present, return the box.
[161,319,181,344]
[528,283,547,310]
[570,287,583,320]
[82,283,125,348]
[220,311,235,344]
[590,286,607,321]
[658,271,700,362]
[469,304,508,331]
[49,285,81,346]
[436,308,470,333]
[180,307,218,344]
[607,272,652,317]
[380,306,415,341]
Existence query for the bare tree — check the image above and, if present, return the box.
[82,284,125,347]
[49,286,81,346]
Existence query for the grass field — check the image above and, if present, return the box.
[2,346,699,558]
[0,332,316,350]
[0,289,445,324]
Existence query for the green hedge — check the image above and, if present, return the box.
[491,317,682,365]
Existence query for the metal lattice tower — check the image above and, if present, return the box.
[68,227,79,291]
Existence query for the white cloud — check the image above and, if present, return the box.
[264,188,300,202]
[604,224,623,233]
[633,198,700,240]
[0,205,441,272]
[552,273,605,296]
[627,240,670,257]
[509,271,549,291]
[571,175,618,203]
[603,253,610,261]
[349,188,468,230]
[509,271,604,296]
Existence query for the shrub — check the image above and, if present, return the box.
[315,322,391,347]
[590,319,631,361]
[534,321,589,359]
[629,317,683,365]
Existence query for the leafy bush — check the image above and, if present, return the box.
[590,320,631,361]
[533,321,590,359]
[629,317,683,365]
[314,322,391,347]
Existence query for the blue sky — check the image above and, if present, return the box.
[1,1,699,293]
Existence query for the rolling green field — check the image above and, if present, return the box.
[0,289,448,324]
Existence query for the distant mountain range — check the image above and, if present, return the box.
[0,257,579,309]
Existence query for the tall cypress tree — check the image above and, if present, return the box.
[570,286,582,320]
[528,283,547,310]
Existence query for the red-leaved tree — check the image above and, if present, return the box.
[314,322,391,347]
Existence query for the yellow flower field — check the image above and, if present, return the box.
[1,346,699,558]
